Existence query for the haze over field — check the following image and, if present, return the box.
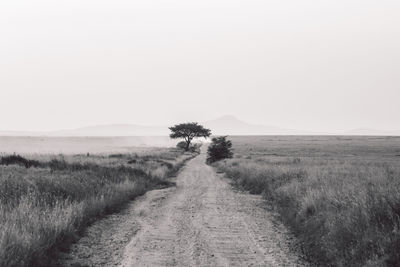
[1,0,400,134]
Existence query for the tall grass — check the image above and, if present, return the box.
[0,148,197,267]
[214,137,400,266]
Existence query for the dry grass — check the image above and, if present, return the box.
[0,147,197,267]
[214,136,400,267]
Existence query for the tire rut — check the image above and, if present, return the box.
[120,147,307,266]
[58,147,307,266]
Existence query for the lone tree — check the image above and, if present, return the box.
[207,136,233,163]
[169,122,211,151]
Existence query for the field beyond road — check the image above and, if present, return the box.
[214,136,400,266]
[0,136,177,154]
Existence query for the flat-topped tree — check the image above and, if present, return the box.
[169,122,211,151]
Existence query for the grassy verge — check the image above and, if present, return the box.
[0,148,197,267]
[214,145,400,266]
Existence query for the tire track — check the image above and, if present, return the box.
[120,147,307,266]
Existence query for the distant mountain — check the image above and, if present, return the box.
[203,115,305,135]
[0,125,168,137]
[52,124,169,136]
[0,130,46,136]
[0,116,399,136]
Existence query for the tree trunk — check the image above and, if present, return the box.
[185,140,190,151]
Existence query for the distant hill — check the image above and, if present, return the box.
[0,116,399,136]
[0,116,308,136]
[203,115,304,135]
[52,124,169,136]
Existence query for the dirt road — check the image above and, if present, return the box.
[60,147,307,266]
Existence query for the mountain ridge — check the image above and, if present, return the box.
[0,116,399,136]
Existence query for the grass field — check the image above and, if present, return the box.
[0,136,177,154]
[214,136,400,267]
[0,146,197,267]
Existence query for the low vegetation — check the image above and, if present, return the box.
[0,154,41,168]
[0,148,197,267]
[176,141,202,153]
[213,136,400,267]
[206,136,233,163]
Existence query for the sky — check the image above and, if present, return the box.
[1,0,399,132]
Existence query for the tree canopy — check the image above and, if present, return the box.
[169,122,211,151]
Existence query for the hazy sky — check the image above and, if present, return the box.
[1,0,399,132]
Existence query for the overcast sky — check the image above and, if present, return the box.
[1,0,399,132]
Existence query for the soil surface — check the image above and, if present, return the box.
[59,147,308,266]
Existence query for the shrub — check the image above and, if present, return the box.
[177,141,201,153]
[207,136,233,164]
[189,143,202,153]
[0,155,41,168]
[176,141,188,150]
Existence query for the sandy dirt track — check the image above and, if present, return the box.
[59,147,307,266]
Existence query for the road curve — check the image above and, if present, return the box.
[119,147,307,267]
